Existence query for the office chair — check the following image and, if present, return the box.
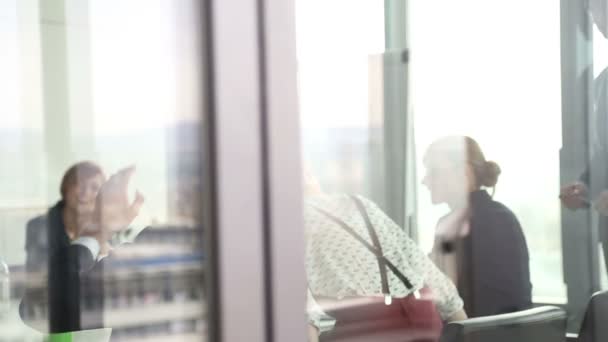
[578,291,608,342]
[440,306,567,342]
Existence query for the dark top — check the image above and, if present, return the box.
[580,67,608,246]
[21,201,104,333]
[454,190,532,317]
[580,147,608,245]
[48,236,104,333]
[25,201,71,274]
[580,143,608,247]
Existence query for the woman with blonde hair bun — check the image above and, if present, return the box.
[422,136,532,318]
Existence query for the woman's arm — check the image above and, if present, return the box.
[416,246,468,321]
[308,324,319,342]
[446,309,467,322]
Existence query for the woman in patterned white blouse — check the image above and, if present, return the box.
[304,170,466,341]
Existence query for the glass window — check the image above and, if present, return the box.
[593,5,608,292]
[0,1,208,340]
[297,0,385,198]
[410,0,565,303]
[297,0,467,339]
[296,0,569,340]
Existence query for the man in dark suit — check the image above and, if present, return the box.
[560,0,608,275]
[21,165,144,333]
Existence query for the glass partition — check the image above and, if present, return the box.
[592,2,608,292]
[410,0,564,303]
[0,1,209,340]
[295,0,570,340]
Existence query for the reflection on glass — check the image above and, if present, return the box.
[296,1,468,341]
[423,136,532,318]
[0,0,207,341]
[589,0,608,291]
[304,176,466,340]
[410,0,564,302]
[296,0,564,297]
[297,0,385,199]
[297,0,569,340]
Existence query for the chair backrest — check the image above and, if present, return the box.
[440,306,567,342]
[578,291,608,342]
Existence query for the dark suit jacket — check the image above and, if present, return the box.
[580,67,608,270]
[25,202,71,274]
[21,202,105,333]
[48,241,104,333]
[455,190,532,317]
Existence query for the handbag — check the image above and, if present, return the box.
[312,196,442,342]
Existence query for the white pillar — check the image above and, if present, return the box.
[39,0,96,204]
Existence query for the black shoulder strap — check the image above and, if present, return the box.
[311,198,413,290]
[350,196,390,297]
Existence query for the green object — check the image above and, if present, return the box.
[48,332,72,342]
[47,328,112,342]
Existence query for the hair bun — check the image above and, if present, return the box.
[481,161,501,187]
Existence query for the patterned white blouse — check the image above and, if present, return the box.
[305,194,464,324]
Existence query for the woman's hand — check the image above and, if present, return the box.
[79,166,144,246]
